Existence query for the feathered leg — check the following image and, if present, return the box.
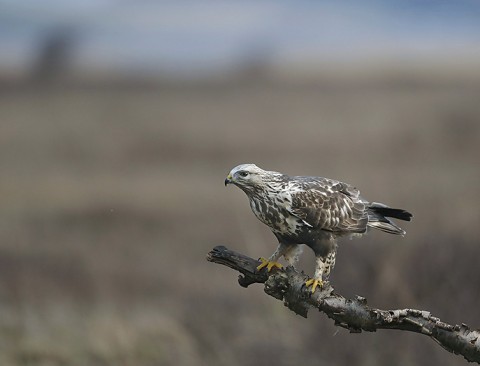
[305,256,325,293]
[323,250,336,279]
[305,250,336,293]
[283,244,303,267]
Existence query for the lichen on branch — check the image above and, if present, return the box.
[207,245,480,364]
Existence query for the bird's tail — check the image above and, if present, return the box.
[367,202,413,236]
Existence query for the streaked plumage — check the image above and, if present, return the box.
[225,164,413,292]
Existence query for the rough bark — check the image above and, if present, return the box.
[207,245,480,364]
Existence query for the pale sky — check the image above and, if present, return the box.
[1,0,480,76]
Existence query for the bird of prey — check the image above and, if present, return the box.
[225,164,413,293]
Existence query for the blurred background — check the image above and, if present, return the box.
[1,1,480,365]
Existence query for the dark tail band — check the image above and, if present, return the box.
[367,202,413,236]
[369,202,413,221]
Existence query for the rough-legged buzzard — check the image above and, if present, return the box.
[225,164,413,292]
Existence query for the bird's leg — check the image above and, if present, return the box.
[323,250,336,280]
[305,256,326,293]
[257,243,286,272]
[283,244,303,268]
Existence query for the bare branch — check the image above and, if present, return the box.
[207,245,480,364]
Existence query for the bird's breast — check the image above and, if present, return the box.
[249,197,302,235]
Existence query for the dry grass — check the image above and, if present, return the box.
[0,69,479,365]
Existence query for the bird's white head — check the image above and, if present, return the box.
[225,164,282,194]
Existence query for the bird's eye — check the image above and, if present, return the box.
[239,171,249,177]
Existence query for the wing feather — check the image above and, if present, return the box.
[288,177,368,233]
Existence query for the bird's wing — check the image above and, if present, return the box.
[287,177,368,233]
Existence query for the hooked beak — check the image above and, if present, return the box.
[225,174,232,186]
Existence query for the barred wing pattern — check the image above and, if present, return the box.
[288,177,369,233]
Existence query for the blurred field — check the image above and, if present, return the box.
[0,68,480,366]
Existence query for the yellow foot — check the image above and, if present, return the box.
[256,257,283,272]
[305,278,324,293]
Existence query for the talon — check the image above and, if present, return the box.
[256,257,269,270]
[305,278,323,293]
[257,257,282,272]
